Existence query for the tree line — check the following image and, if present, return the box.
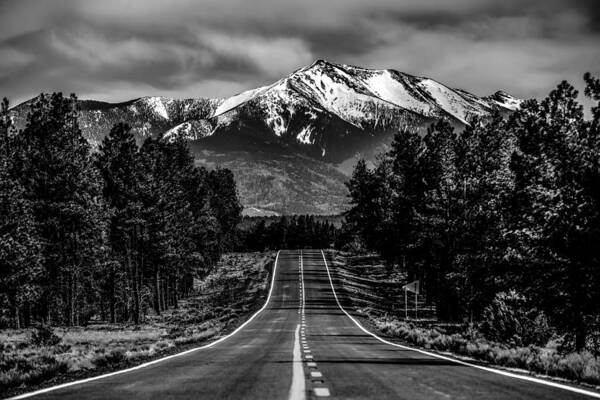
[345,74,600,351]
[238,215,338,251]
[0,93,241,328]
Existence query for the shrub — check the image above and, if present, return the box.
[167,326,186,339]
[93,348,126,368]
[30,325,61,347]
[480,291,553,347]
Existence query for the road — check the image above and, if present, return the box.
[11,249,600,400]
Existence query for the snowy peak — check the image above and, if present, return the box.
[484,91,523,111]
[212,60,522,129]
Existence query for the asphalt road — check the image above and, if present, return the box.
[12,249,600,400]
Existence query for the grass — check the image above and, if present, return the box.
[374,318,600,386]
[328,250,600,388]
[0,251,275,397]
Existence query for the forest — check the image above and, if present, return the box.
[237,215,338,251]
[344,73,600,352]
[0,93,241,328]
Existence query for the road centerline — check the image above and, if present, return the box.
[288,323,306,400]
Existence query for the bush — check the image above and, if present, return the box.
[166,326,186,339]
[93,348,126,368]
[30,325,61,347]
[481,291,553,347]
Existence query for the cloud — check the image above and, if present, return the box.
[0,46,34,78]
[196,30,313,78]
[0,0,598,105]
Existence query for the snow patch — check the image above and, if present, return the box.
[163,120,213,142]
[365,71,434,115]
[417,79,486,124]
[296,126,313,144]
[489,91,523,111]
[213,85,269,117]
[144,97,169,119]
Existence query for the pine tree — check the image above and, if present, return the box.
[14,93,107,325]
[96,123,142,322]
[508,80,600,349]
[345,159,386,252]
[0,98,43,328]
[208,168,242,252]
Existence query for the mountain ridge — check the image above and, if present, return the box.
[9,60,522,215]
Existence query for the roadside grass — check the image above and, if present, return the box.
[374,318,600,386]
[328,250,600,388]
[0,251,275,397]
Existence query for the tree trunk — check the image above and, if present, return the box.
[160,278,166,311]
[110,267,116,323]
[154,267,161,315]
[575,313,587,351]
[69,273,75,326]
[174,280,179,309]
[129,230,140,325]
[15,304,20,329]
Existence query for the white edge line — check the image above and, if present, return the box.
[319,250,600,399]
[7,250,282,400]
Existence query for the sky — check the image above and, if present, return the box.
[0,0,599,106]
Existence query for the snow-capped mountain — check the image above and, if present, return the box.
[213,60,520,127]
[208,60,521,161]
[9,60,522,214]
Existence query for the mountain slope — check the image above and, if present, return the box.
[11,95,221,149]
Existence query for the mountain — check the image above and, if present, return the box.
[209,60,521,162]
[9,60,522,215]
[11,96,220,149]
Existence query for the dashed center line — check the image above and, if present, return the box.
[298,250,331,398]
[314,387,331,397]
[288,324,306,400]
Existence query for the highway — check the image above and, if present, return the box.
[11,249,600,400]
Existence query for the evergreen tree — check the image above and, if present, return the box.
[96,123,143,322]
[507,79,600,349]
[0,98,43,328]
[345,159,386,252]
[14,93,106,325]
[208,168,242,252]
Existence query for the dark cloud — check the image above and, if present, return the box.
[0,0,599,105]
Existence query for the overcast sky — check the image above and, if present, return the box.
[1,0,599,105]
